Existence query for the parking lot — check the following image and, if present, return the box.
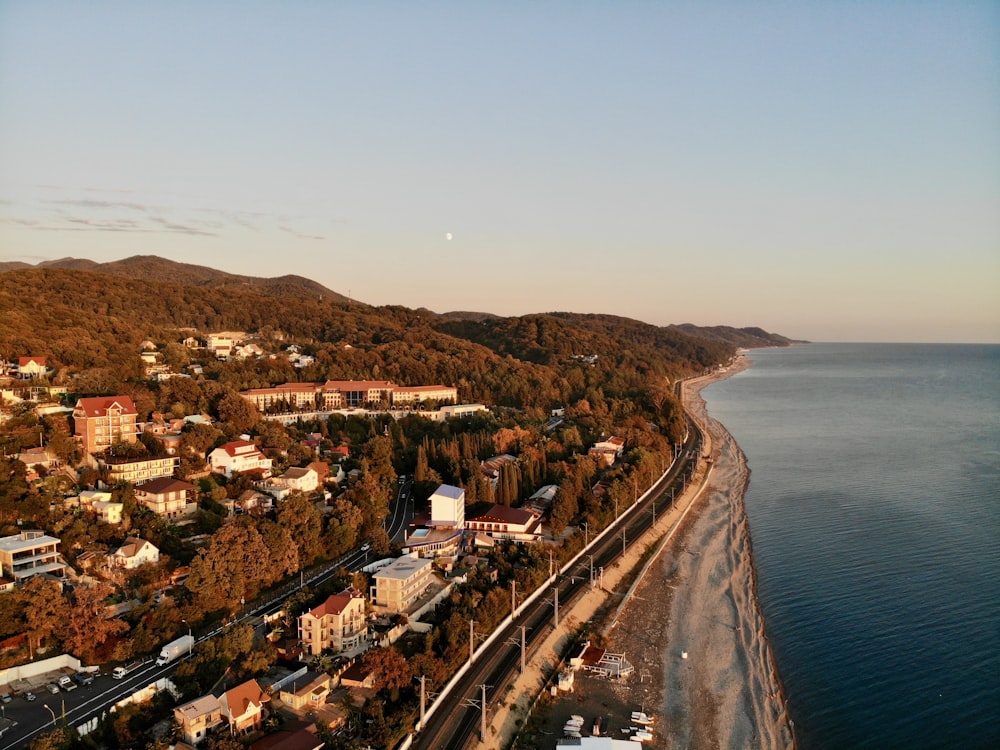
[0,668,104,744]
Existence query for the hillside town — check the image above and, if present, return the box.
[0,327,686,750]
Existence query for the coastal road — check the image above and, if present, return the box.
[410,418,704,750]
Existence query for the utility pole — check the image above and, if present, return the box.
[589,555,595,588]
[419,674,426,730]
[510,580,517,618]
[480,683,488,741]
[553,585,559,627]
[520,625,526,673]
[622,527,627,555]
[469,619,476,664]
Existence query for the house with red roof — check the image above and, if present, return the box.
[209,440,272,478]
[465,504,543,543]
[17,356,47,379]
[219,678,269,735]
[72,395,139,455]
[298,587,368,656]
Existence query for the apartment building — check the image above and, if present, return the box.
[298,587,367,656]
[0,530,65,582]
[73,395,139,455]
[101,455,179,485]
[370,556,435,614]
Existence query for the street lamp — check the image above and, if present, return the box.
[182,618,192,656]
[43,703,56,726]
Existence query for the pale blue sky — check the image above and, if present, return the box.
[2,1,998,342]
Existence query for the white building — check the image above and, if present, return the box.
[209,440,272,478]
[0,530,65,582]
[429,484,465,528]
[370,556,435,613]
[110,537,160,570]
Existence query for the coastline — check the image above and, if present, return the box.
[480,354,795,750]
[666,357,796,748]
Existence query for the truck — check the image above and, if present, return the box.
[112,661,144,679]
[57,675,78,692]
[155,634,194,666]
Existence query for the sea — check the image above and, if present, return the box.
[701,343,1000,750]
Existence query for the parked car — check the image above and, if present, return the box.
[45,683,60,695]
[0,693,11,704]
[57,676,77,692]
[24,691,36,701]
[72,672,95,686]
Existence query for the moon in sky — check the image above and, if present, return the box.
[445,232,453,241]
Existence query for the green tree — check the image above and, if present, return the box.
[185,520,270,611]
[363,646,412,701]
[216,392,259,434]
[62,581,129,661]
[276,492,324,567]
[22,577,66,655]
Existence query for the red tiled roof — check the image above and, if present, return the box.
[74,395,137,417]
[322,380,397,391]
[217,440,261,457]
[467,504,538,526]
[18,356,46,367]
[222,678,268,718]
[309,587,363,617]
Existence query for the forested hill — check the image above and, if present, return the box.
[0,259,791,411]
[0,254,347,303]
[671,323,803,348]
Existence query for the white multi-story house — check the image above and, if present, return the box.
[298,587,367,656]
[101,455,179,485]
[174,695,224,745]
[270,466,319,494]
[465,504,542,543]
[92,500,124,524]
[429,484,465,529]
[17,356,48,379]
[370,556,435,614]
[0,531,65,582]
[110,537,160,570]
[134,477,197,518]
[209,440,272,478]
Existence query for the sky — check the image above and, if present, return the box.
[1,1,998,343]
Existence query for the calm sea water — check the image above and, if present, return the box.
[702,343,1000,750]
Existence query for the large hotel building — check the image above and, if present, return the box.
[239,380,457,412]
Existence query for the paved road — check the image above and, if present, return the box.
[0,484,414,750]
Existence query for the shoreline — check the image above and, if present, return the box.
[671,357,796,748]
[480,354,795,749]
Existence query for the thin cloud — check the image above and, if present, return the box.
[279,225,325,240]
[49,199,155,212]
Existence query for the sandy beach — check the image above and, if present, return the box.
[483,356,796,750]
